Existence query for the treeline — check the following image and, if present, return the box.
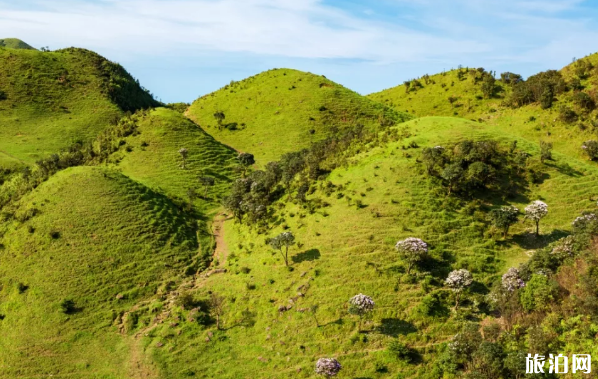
[224,124,411,226]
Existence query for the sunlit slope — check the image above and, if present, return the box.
[111,108,238,210]
[0,46,159,166]
[145,117,598,378]
[187,68,410,165]
[370,53,598,161]
[0,38,35,50]
[0,166,201,378]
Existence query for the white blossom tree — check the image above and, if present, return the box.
[348,294,374,332]
[315,358,342,377]
[524,200,548,236]
[395,237,428,275]
[445,269,473,309]
[501,267,525,292]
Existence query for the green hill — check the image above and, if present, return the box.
[186,68,410,165]
[109,108,238,211]
[0,47,159,168]
[0,38,36,50]
[0,166,203,377]
[369,53,598,161]
[132,117,598,378]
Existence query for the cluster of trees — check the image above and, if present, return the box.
[431,208,598,378]
[420,140,535,196]
[507,69,567,109]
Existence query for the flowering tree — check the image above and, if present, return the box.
[572,213,598,234]
[445,269,473,309]
[501,267,525,292]
[524,200,548,236]
[395,237,428,274]
[348,293,375,332]
[315,358,342,377]
[269,231,296,266]
[178,147,189,169]
[489,205,519,238]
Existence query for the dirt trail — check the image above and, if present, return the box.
[212,212,232,267]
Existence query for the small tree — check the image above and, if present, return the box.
[395,237,428,275]
[539,141,552,163]
[186,187,198,210]
[348,294,375,332]
[445,269,473,310]
[237,152,255,177]
[208,292,226,330]
[269,231,296,266]
[489,206,519,238]
[178,148,189,169]
[501,267,525,292]
[315,358,342,377]
[198,176,215,196]
[524,200,548,236]
[481,74,496,99]
[582,140,598,161]
[213,111,225,126]
[441,163,463,195]
[421,146,445,175]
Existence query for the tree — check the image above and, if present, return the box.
[178,148,189,169]
[237,152,255,177]
[186,187,198,210]
[582,140,598,161]
[441,163,463,195]
[539,140,552,163]
[540,86,554,109]
[198,176,215,196]
[573,91,595,111]
[395,237,428,274]
[524,200,548,236]
[348,293,375,332]
[213,111,225,126]
[519,274,554,312]
[421,146,446,175]
[481,74,496,99]
[315,358,342,377]
[404,80,411,93]
[489,206,519,238]
[501,267,525,292]
[269,231,296,266]
[445,269,473,310]
[208,292,226,330]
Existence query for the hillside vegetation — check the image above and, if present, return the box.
[187,68,410,165]
[0,166,202,377]
[0,38,36,50]
[0,44,159,168]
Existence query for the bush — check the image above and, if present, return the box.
[388,340,412,362]
[0,90,6,101]
[60,299,76,314]
[559,105,578,123]
[519,274,555,312]
[573,91,595,110]
[582,140,598,160]
[539,140,552,162]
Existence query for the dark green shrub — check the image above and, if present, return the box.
[60,299,76,314]
[573,91,595,110]
[559,105,578,123]
[388,339,412,362]
[582,140,598,160]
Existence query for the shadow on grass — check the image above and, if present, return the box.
[376,318,417,337]
[512,229,569,249]
[544,161,583,177]
[292,248,321,264]
[320,318,344,328]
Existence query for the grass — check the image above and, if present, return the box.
[0,38,35,50]
[0,166,202,378]
[141,117,598,378]
[186,68,410,166]
[0,46,157,166]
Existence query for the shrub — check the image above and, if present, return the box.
[489,206,519,238]
[582,140,598,160]
[519,274,555,312]
[315,358,342,377]
[573,91,595,110]
[0,90,6,101]
[558,105,578,123]
[388,340,412,362]
[539,140,552,162]
[60,299,76,314]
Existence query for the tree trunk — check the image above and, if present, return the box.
[216,314,220,330]
[535,220,540,236]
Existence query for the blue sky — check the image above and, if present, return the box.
[1,0,597,103]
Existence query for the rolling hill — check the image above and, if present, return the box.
[0,43,159,168]
[186,68,411,165]
[0,38,36,50]
[0,166,202,377]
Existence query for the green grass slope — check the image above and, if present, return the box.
[109,108,238,212]
[187,68,410,165]
[369,53,598,161]
[0,46,159,166]
[0,166,202,378]
[0,38,36,50]
[139,117,598,378]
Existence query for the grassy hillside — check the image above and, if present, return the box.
[0,38,36,50]
[369,53,598,161]
[0,166,204,378]
[130,117,598,378]
[109,108,238,213]
[0,46,159,167]
[187,68,410,165]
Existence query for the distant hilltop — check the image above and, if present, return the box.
[0,38,36,50]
